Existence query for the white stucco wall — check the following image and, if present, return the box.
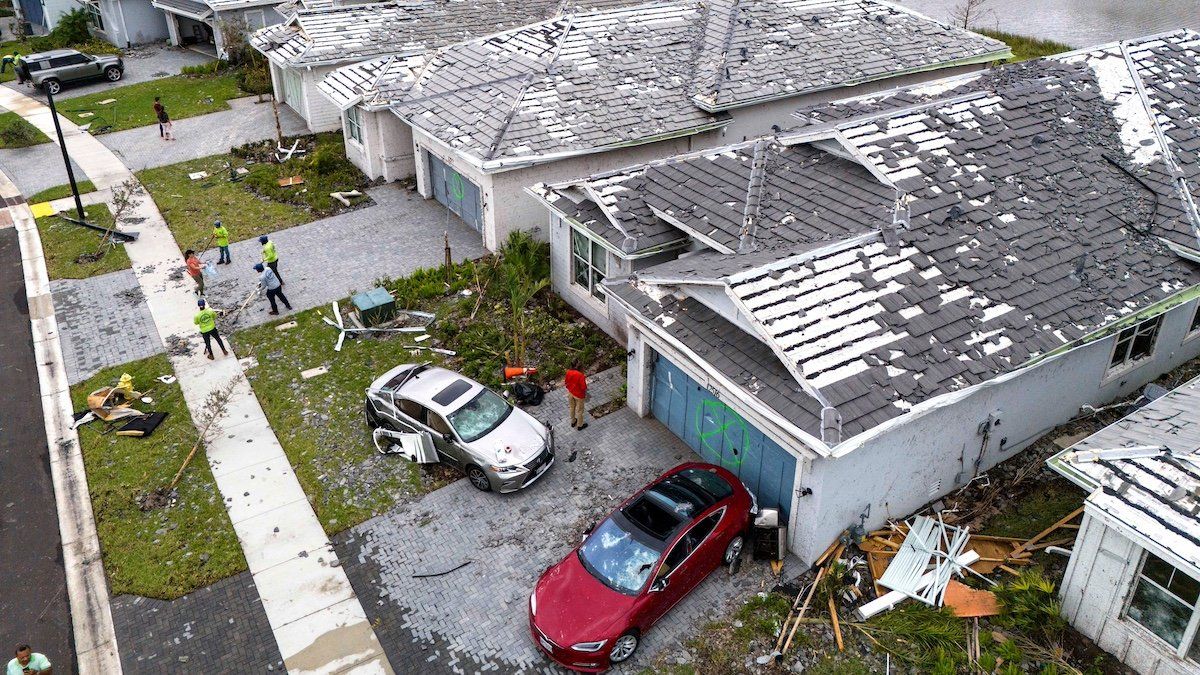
[346,108,415,182]
[298,64,339,131]
[41,0,77,29]
[790,297,1200,564]
[96,0,169,47]
[1061,512,1200,675]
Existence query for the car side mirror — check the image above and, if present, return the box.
[649,577,669,593]
[442,432,453,442]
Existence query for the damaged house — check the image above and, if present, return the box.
[528,30,1200,565]
[249,0,644,134]
[1049,375,1200,675]
[152,0,288,56]
[315,0,1009,247]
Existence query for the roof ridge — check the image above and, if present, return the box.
[695,0,742,104]
[737,137,773,253]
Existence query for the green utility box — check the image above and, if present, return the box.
[352,287,396,327]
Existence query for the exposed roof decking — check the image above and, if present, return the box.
[1050,375,1200,571]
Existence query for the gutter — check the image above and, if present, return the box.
[691,49,1012,114]
[606,282,831,459]
[521,185,690,260]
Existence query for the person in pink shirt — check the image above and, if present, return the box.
[565,368,588,431]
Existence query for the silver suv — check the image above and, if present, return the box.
[20,49,124,95]
[365,363,554,493]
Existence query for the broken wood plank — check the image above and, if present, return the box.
[277,175,305,187]
[781,565,826,654]
[1011,507,1084,556]
[998,564,1022,576]
[1022,536,1077,552]
[814,534,844,567]
[944,580,1002,618]
[828,597,843,651]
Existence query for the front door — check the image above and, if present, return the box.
[428,152,482,232]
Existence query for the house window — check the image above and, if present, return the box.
[1108,315,1163,372]
[87,3,104,30]
[570,226,606,302]
[1189,303,1200,336]
[345,106,363,144]
[1126,551,1200,659]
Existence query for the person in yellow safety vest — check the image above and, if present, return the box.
[259,235,282,286]
[1,51,19,74]
[194,299,228,360]
[213,220,231,265]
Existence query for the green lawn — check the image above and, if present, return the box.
[232,236,622,534]
[73,355,247,599]
[980,29,1073,62]
[36,204,131,280]
[28,180,97,204]
[0,111,48,148]
[57,73,244,134]
[137,133,371,251]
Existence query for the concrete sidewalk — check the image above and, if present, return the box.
[0,96,307,197]
[0,82,393,675]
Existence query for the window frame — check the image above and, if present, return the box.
[345,105,364,145]
[1185,302,1200,342]
[1122,550,1200,661]
[569,224,607,305]
[87,4,104,30]
[1106,315,1164,377]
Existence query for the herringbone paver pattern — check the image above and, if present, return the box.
[336,366,769,673]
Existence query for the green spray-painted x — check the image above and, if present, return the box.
[695,399,747,468]
[449,172,465,201]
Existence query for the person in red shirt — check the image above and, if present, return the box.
[184,249,204,297]
[565,368,588,430]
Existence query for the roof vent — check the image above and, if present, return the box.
[820,406,842,446]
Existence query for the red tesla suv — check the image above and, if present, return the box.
[529,463,754,671]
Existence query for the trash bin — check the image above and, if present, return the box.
[752,508,787,561]
[352,287,396,327]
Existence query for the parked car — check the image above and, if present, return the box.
[529,463,755,671]
[18,49,124,95]
[365,363,554,492]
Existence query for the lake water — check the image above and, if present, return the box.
[896,0,1200,48]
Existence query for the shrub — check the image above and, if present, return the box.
[48,8,91,47]
[309,144,341,174]
[994,569,1068,642]
[237,60,271,96]
[181,60,230,76]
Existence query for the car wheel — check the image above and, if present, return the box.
[724,535,744,565]
[609,632,639,664]
[104,66,122,82]
[43,79,61,95]
[466,465,492,492]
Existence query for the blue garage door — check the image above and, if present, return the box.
[651,354,797,520]
[428,152,482,232]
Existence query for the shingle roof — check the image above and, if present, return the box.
[150,0,212,18]
[325,0,1008,168]
[604,31,1200,444]
[1049,375,1200,571]
[251,0,645,67]
[533,137,894,254]
[689,0,1009,111]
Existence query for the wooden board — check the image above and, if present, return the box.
[944,580,1001,618]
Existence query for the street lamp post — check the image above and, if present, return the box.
[44,85,87,222]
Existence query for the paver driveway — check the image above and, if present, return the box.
[334,367,773,673]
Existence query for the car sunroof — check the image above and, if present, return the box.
[432,379,473,406]
[623,495,684,540]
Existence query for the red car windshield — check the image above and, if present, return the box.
[578,515,665,595]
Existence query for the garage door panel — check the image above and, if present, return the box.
[427,152,482,232]
[651,354,795,519]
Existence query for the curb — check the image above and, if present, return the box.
[0,173,122,672]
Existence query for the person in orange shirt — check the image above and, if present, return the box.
[184,249,204,297]
[565,367,588,431]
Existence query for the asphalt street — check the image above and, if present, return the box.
[0,227,75,672]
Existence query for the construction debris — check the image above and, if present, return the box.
[278,175,304,187]
[878,515,970,607]
[300,366,328,379]
[330,189,362,206]
[322,301,436,352]
[275,320,298,331]
[188,171,209,181]
[943,580,1001,618]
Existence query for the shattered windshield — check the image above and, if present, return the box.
[447,389,512,443]
[578,516,664,595]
